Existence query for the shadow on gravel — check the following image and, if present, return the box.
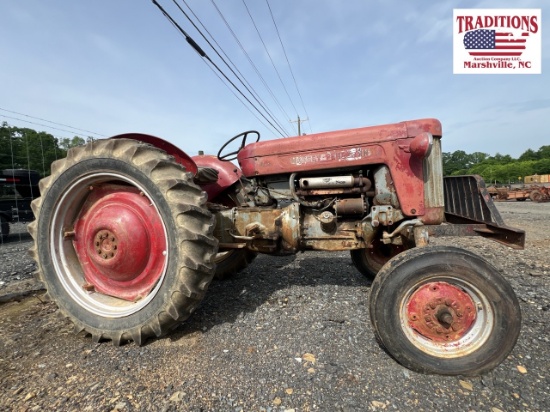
[168,253,371,343]
[0,232,32,245]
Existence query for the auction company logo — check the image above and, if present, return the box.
[453,9,541,74]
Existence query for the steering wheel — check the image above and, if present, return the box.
[217,130,260,161]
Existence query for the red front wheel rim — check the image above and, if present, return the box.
[399,276,495,358]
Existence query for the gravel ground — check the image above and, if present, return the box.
[0,202,548,412]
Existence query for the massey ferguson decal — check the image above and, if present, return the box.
[289,147,379,166]
[453,9,541,74]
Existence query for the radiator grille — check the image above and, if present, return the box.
[443,175,504,226]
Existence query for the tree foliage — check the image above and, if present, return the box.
[0,122,69,177]
[443,144,550,184]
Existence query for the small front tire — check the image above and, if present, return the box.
[369,246,521,375]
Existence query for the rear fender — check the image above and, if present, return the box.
[192,155,243,201]
[110,133,198,175]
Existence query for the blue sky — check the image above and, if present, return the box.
[1,0,548,159]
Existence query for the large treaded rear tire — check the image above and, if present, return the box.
[369,246,521,375]
[350,236,410,280]
[214,249,257,280]
[29,139,218,345]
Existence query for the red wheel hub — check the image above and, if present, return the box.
[73,184,167,301]
[406,282,476,342]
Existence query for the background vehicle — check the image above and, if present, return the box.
[30,119,525,375]
[0,169,40,240]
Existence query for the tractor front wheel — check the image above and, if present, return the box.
[29,139,217,345]
[369,246,520,375]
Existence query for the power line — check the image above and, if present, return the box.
[210,0,297,135]
[170,0,291,136]
[179,0,289,136]
[241,0,300,118]
[0,114,90,139]
[151,0,288,137]
[203,52,281,138]
[265,0,312,133]
[0,107,106,137]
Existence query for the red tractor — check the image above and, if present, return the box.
[30,118,524,375]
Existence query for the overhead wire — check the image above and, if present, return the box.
[151,0,288,137]
[265,0,312,133]
[170,0,290,136]
[179,0,289,136]
[209,0,298,135]
[241,0,300,119]
[205,57,281,137]
[0,114,90,140]
[0,107,105,137]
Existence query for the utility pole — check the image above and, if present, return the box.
[290,115,309,136]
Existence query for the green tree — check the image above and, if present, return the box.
[532,158,550,175]
[0,122,66,177]
[518,149,539,161]
[536,145,550,159]
[59,136,86,150]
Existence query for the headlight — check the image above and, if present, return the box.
[409,132,433,159]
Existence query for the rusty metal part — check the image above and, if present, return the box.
[414,223,525,249]
[413,227,430,247]
[373,166,400,209]
[215,203,367,253]
[94,229,119,260]
[489,185,550,202]
[406,282,476,343]
[528,186,550,202]
[301,220,365,251]
[382,219,422,242]
[443,175,525,249]
[218,242,247,249]
[370,205,395,227]
[216,203,301,253]
[335,198,366,215]
[317,211,336,233]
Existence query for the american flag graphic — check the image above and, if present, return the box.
[463,29,528,57]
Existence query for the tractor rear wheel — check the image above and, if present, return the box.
[369,246,520,375]
[350,236,410,280]
[29,139,217,345]
[214,249,257,280]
